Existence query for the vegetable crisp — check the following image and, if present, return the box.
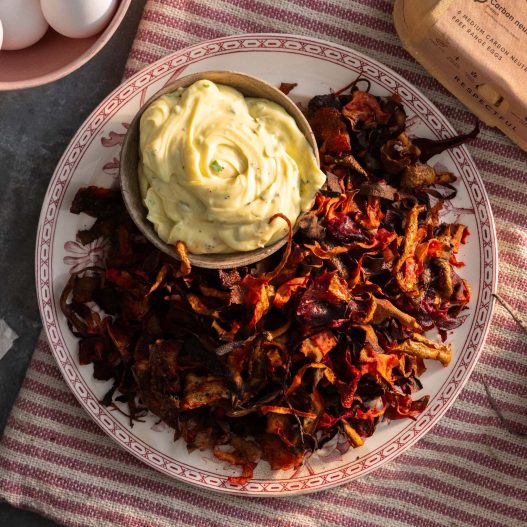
[61,80,475,485]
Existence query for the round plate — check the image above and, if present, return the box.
[35,33,498,496]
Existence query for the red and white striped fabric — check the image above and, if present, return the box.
[1,1,526,526]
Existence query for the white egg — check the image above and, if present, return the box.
[0,0,49,51]
[40,0,118,39]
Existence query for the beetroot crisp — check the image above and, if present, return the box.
[61,82,474,484]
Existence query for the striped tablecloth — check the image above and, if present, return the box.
[1,1,526,526]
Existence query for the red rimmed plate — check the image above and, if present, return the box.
[35,33,498,496]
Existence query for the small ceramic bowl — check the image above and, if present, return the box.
[119,70,320,270]
[0,0,131,91]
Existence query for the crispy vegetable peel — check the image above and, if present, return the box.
[61,82,473,484]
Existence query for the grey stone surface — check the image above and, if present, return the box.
[0,2,146,525]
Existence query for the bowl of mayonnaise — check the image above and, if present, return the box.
[120,71,326,269]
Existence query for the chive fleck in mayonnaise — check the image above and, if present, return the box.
[138,79,326,254]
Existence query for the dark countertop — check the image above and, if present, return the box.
[0,3,146,525]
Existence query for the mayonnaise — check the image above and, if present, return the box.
[138,79,326,254]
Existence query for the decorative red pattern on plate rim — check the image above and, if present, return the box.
[35,34,498,495]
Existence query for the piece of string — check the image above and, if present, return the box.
[483,382,526,437]
[492,293,527,335]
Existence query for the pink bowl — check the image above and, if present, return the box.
[0,0,131,90]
